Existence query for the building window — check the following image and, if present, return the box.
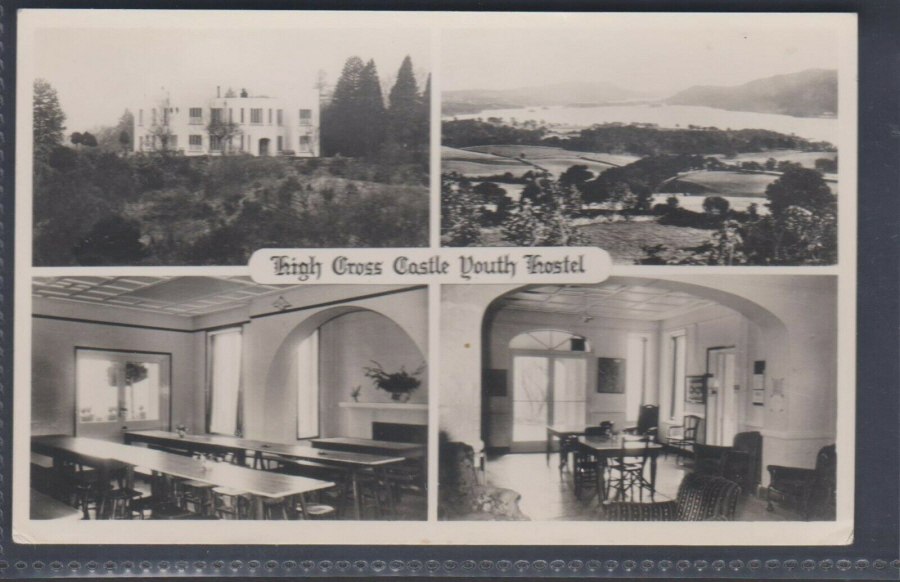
[299,109,312,125]
[297,330,319,439]
[277,109,283,126]
[268,109,272,124]
[240,108,244,124]
[208,329,243,436]
[625,334,651,422]
[189,107,203,125]
[665,330,687,420]
[299,135,311,151]
[210,108,223,124]
[250,108,262,124]
[189,135,203,151]
[277,136,283,152]
[209,136,223,152]
[151,108,157,125]
[168,135,178,150]
[138,109,143,126]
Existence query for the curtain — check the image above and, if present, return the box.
[296,330,319,439]
[208,329,243,435]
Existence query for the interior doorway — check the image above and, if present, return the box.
[706,347,737,446]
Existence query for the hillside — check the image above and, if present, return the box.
[443,81,641,115]
[666,69,837,118]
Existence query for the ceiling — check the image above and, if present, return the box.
[498,281,717,321]
[33,276,297,317]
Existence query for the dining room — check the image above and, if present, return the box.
[29,276,429,521]
[439,275,839,523]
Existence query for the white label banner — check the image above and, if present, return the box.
[249,247,611,285]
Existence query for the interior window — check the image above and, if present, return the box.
[208,329,243,435]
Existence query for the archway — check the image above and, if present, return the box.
[265,305,428,443]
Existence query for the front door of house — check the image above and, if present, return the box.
[259,138,270,156]
[75,349,171,441]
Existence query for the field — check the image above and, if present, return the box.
[441,146,534,178]
[480,217,714,264]
[662,171,778,197]
[457,144,636,177]
[714,150,837,170]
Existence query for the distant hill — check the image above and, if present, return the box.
[443,81,641,115]
[667,69,837,118]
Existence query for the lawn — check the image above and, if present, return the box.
[714,150,837,170]
[479,217,714,264]
[663,171,779,197]
[460,144,628,177]
[442,146,534,177]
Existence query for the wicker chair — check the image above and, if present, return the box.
[438,442,529,521]
[604,472,741,521]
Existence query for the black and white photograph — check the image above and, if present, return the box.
[29,278,428,521]
[30,21,431,266]
[440,24,846,265]
[439,275,839,523]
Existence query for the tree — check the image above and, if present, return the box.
[473,181,507,204]
[440,177,484,246]
[206,110,243,155]
[559,164,594,190]
[146,98,175,153]
[70,132,83,146]
[666,196,680,209]
[387,55,420,149]
[358,59,386,155]
[765,166,836,217]
[73,215,146,265]
[119,130,131,153]
[34,79,67,163]
[764,157,777,171]
[321,56,365,156]
[116,110,135,153]
[814,157,838,173]
[702,196,730,217]
[81,131,98,147]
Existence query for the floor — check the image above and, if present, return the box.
[485,451,802,521]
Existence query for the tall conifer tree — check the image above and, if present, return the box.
[388,56,420,149]
[358,59,386,156]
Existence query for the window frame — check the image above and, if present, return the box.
[206,327,244,436]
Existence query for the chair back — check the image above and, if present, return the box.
[692,443,730,476]
[683,414,702,442]
[810,444,836,519]
[674,472,742,521]
[635,405,659,435]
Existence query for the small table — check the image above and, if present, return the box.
[30,489,82,521]
[545,424,589,467]
[577,435,663,502]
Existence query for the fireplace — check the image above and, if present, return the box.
[372,421,427,444]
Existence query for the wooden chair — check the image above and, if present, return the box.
[623,405,659,439]
[605,431,657,502]
[558,435,580,474]
[667,414,702,465]
[212,487,252,520]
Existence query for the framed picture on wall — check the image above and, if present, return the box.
[685,375,707,404]
[597,357,626,393]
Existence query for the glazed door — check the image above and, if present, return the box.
[511,354,587,451]
[706,349,736,446]
[75,349,171,441]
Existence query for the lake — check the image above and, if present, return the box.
[447,104,838,146]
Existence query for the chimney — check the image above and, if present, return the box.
[217,86,221,98]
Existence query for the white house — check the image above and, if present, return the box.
[133,87,319,157]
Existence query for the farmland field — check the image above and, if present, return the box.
[442,146,533,177]
[662,171,778,197]
[459,144,634,177]
[648,194,769,214]
[713,150,837,169]
[480,218,714,264]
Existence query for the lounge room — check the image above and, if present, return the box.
[439,275,838,522]
[29,277,428,521]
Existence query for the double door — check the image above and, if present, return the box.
[511,354,587,452]
[75,349,171,441]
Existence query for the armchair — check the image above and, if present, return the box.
[766,444,836,520]
[438,441,529,521]
[693,431,762,495]
[604,472,741,521]
[623,405,659,439]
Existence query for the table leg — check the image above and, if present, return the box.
[295,493,308,520]
[546,431,552,465]
[252,496,264,520]
[351,470,361,520]
[379,468,395,519]
[650,453,658,502]
[596,457,607,501]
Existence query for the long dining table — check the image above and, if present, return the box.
[32,435,334,520]
[124,430,405,519]
[545,424,589,467]
[310,437,425,459]
[577,435,663,502]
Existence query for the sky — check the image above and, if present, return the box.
[33,28,430,131]
[443,26,840,95]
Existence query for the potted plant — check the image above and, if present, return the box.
[363,360,425,403]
